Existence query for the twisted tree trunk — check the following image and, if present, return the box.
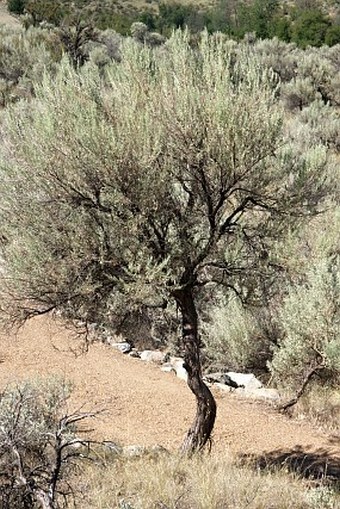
[173,287,217,455]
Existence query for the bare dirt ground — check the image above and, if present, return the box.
[0,315,339,471]
[0,1,20,28]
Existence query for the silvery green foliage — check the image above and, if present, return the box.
[0,377,76,508]
[301,45,340,106]
[281,76,320,111]
[269,257,340,390]
[202,297,269,372]
[306,486,338,509]
[250,39,340,109]
[0,377,72,445]
[268,206,340,392]
[98,29,122,60]
[249,37,298,82]
[88,28,122,68]
[299,100,340,150]
[0,24,61,106]
[0,31,333,335]
[130,21,165,47]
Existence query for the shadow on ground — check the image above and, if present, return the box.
[240,446,340,485]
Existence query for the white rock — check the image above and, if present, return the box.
[110,342,132,354]
[250,388,281,401]
[161,364,176,373]
[226,372,263,391]
[170,357,188,382]
[140,350,166,364]
[128,349,141,358]
[204,372,226,384]
[213,382,233,393]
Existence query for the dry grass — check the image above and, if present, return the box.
[76,450,339,509]
[294,385,340,434]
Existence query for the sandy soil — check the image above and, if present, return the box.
[0,315,339,464]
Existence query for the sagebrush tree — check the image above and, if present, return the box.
[0,31,332,453]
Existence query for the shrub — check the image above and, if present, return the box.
[290,9,331,48]
[269,257,340,393]
[250,37,298,82]
[0,25,62,107]
[7,0,26,14]
[299,100,340,150]
[0,377,95,508]
[0,30,335,452]
[203,297,271,373]
[281,76,321,110]
[24,0,67,26]
[325,24,340,46]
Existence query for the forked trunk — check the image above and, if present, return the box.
[173,287,217,454]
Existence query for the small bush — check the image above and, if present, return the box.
[299,100,340,150]
[325,24,340,46]
[0,376,95,508]
[0,25,62,107]
[269,258,340,392]
[203,297,271,373]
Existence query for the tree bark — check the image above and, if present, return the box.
[173,287,217,455]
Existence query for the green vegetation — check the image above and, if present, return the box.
[81,451,339,508]
[6,0,340,46]
[0,3,339,503]
[1,376,339,508]
[0,377,94,509]
[7,0,25,15]
[0,26,339,451]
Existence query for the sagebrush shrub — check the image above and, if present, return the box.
[0,25,61,106]
[0,377,92,509]
[269,258,340,391]
[203,297,272,373]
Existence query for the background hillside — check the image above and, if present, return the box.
[6,0,340,44]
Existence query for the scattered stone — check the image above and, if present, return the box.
[109,341,132,354]
[226,372,263,391]
[169,357,188,382]
[140,350,166,364]
[161,364,176,374]
[204,372,225,384]
[213,382,233,393]
[128,349,141,358]
[235,387,281,402]
[206,371,281,402]
[204,372,242,389]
